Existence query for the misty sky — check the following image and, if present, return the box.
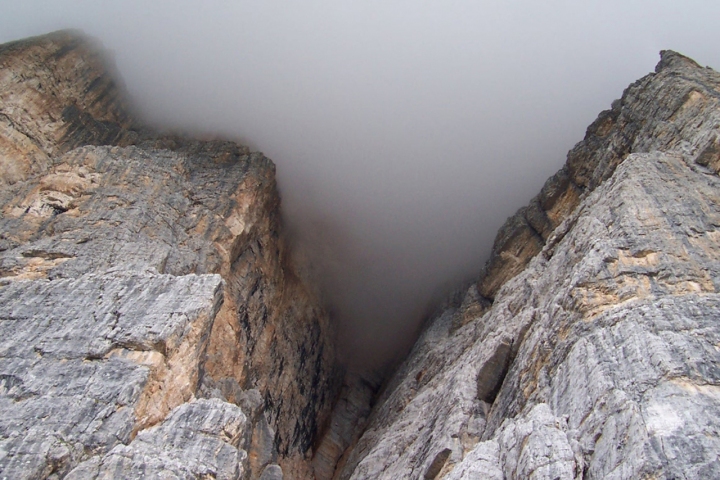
[2,1,719,368]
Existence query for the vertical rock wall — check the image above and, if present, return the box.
[0,31,339,479]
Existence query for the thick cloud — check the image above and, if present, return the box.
[2,1,719,368]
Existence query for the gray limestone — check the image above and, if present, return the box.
[0,31,337,479]
[66,399,248,480]
[337,52,720,480]
[0,271,223,479]
[3,28,720,480]
[340,151,720,480]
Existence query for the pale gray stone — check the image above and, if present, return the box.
[444,441,503,480]
[0,271,223,479]
[66,399,247,480]
[340,151,720,480]
[5,28,720,480]
[0,31,338,479]
[338,52,720,480]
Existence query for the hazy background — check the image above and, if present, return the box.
[2,1,719,369]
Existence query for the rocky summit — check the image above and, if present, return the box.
[1,30,719,480]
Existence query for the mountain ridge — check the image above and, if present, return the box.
[329,48,720,479]
[0,30,339,479]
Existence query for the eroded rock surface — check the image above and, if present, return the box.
[337,52,720,479]
[66,399,249,480]
[0,271,223,479]
[474,50,720,305]
[0,30,136,185]
[311,371,383,480]
[0,31,338,479]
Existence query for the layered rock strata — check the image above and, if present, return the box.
[336,52,720,479]
[0,31,338,479]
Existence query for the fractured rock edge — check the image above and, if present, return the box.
[3,29,720,480]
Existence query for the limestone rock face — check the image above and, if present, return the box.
[0,271,223,479]
[66,399,250,480]
[0,31,338,479]
[0,30,136,185]
[474,50,720,306]
[337,53,720,479]
[4,28,720,480]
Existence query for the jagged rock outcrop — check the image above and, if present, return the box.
[336,52,720,479]
[0,31,339,479]
[469,51,720,314]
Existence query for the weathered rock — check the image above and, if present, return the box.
[476,49,720,302]
[337,53,720,479]
[311,371,383,480]
[443,440,503,480]
[259,464,285,480]
[0,30,136,185]
[0,30,338,479]
[66,399,248,480]
[0,271,223,479]
[5,27,720,480]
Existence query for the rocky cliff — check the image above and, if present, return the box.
[2,30,720,480]
[0,31,339,479]
[334,51,720,479]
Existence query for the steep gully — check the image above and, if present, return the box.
[1,30,719,479]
